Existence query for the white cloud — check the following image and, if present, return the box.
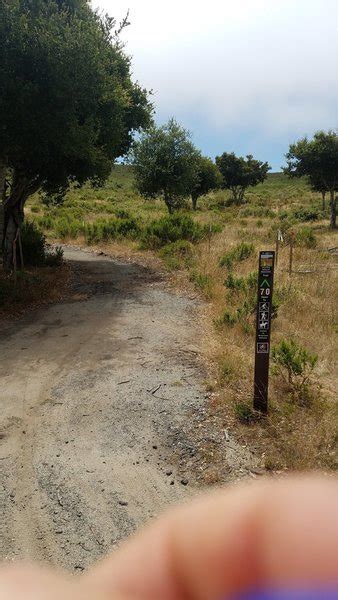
[91,0,338,162]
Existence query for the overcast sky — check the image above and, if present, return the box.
[92,0,338,170]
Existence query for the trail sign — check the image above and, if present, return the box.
[253,251,275,413]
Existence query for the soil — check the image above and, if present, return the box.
[0,247,256,572]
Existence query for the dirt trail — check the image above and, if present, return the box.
[0,247,253,572]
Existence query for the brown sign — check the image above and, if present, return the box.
[253,251,275,413]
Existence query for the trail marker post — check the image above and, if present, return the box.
[253,250,275,413]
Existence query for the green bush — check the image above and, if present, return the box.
[296,226,317,248]
[20,221,46,266]
[141,214,204,249]
[189,271,213,297]
[114,208,131,219]
[16,221,64,267]
[219,242,254,268]
[234,402,258,424]
[217,309,237,326]
[272,338,318,405]
[224,273,246,291]
[159,240,194,270]
[293,206,320,222]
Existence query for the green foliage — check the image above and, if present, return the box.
[284,131,338,228]
[234,402,258,424]
[20,221,47,266]
[296,226,317,248]
[191,155,222,209]
[189,271,213,298]
[217,309,237,327]
[141,214,204,249]
[272,339,318,405]
[0,0,151,196]
[131,119,199,214]
[84,217,140,244]
[20,221,63,266]
[219,242,255,268]
[159,240,194,270]
[224,273,247,291]
[216,152,270,204]
[293,206,321,222]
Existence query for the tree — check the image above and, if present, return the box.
[309,174,328,212]
[190,156,222,210]
[215,152,270,204]
[0,0,151,270]
[131,119,199,214]
[284,131,338,229]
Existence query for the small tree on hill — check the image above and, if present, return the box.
[0,0,151,271]
[215,152,270,204]
[131,119,199,214]
[190,156,222,210]
[284,131,338,229]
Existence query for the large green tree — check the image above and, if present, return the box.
[190,156,222,210]
[216,152,270,204]
[131,119,199,214]
[284,131,338,229]
[0,0,151,270]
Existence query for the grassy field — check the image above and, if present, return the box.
[26,166,338,472]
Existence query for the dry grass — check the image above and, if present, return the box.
[191,219,337,471]
[26,168,338,472]
[0,264,71,322]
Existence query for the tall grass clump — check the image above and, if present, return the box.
[219,242,255,269]
[141,214,205,249]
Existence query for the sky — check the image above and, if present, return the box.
[92,0,338,171]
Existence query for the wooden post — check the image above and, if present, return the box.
[275,231,279,266]
[289,234,294,276]
[253,251,275,414]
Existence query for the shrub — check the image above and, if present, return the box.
[20,221,46,266]
[141,214,204,249]
[224,273,246,291]
[293,206,320,222]
[114,208,131,219]
[272,339,318,405]
[116,217,140,238]
[234,402,258,424]
[216,309,237,327]
[159,240,194,269]
[219,242,254,268]
[189,271,213,298]
[296,226,317,248]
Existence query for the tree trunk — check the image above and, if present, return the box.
[191,193,198,210]
[2,172,40,271]
[329,189,336,229]
[0,161,6,252]
[321,190,326,212]
[164,193,174,214]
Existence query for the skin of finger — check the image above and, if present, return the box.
[85,475,338,600]
[0,564,132,600]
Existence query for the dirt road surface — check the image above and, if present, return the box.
[0,247,253,572]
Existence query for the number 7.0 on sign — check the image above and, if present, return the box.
[253,251,275,413]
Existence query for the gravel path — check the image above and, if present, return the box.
[0,247,254,572]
